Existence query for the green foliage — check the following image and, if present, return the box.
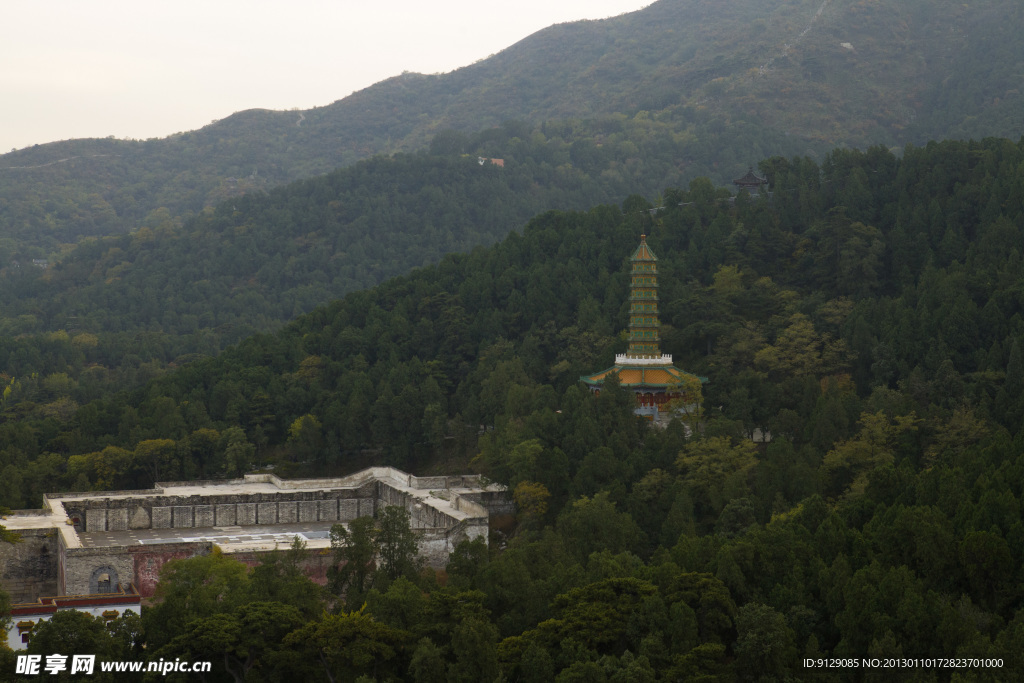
[142,550,251,650]
[557,492,646,563]
[133,548,327,679]
[156,601,307,681]
[409,637,447,683]
[0,587,9,638]
[22,610,141,682]
[284,606,410,682]
[329,506,421,608]
[4,134,1024,677]
[248,537,325,617]
[377,506,421,582]
[330,516,378,609]
[734,603,798,681]
[677,436,758,522]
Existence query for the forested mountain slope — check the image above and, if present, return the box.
[2,137,1024,678]
[0,127,696,353]
[1,136,1021,494]
[2,0,1021,257]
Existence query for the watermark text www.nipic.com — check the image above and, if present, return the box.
[16,654,213,676]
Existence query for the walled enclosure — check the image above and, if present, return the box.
[1,467,509,600]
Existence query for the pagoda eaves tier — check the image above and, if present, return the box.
[580,234,705,421]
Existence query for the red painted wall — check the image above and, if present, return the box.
[126,544,336,597]
[129,546,207,598]
[229,548,335,586]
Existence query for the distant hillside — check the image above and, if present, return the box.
[2,136,1022,496]
[1,0,1021,257]
[0,134,682,349]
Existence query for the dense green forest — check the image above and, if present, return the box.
[1,137,1024,679]
[0,124,706,379]
[0,116,815,417]
[1,0,1021,260]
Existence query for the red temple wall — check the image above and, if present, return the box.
[130,546,207,598]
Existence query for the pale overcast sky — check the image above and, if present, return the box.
[1,1,650,152]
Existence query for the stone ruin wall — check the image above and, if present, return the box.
[58,481,379,534]
[4,471,511,601]
[0,528,59,602]
[58,540,213,598]
[231,547,335,587]
[376,482,491,567]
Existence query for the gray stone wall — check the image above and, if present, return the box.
[278,502,297,524]
[172,506,193,528]
[108,509,129,531]
[257,502,277,524]
[417,521,489,568]
[215,505,236,526]
[378,485,468,529]
[410,476,449,489]
[85,509,106,532]
[320,500,339,521]
[61,547,134,597]
[152,507,172,529]
[237,503,256,525]
[370,482,494,568]
[408,475,487,489]
[298,501,317,522]
[0,529,59,603]
[129,507,150,529]
[60,482,380,533]
[195,506,214,528]
[460,490,516,516]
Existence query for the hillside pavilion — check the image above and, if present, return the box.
[733,167,769,196]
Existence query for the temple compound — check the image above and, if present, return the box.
[1,467,510,646]
[581,234,705,422]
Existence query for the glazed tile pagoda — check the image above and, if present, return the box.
[580,234,705,421]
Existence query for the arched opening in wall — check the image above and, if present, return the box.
[90,566,119,594]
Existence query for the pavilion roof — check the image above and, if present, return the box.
[733,167,768,186]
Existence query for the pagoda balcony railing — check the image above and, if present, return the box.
[629,294,659,301]
[616,353,674,366]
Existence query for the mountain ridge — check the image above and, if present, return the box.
[2,0,1021,257]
